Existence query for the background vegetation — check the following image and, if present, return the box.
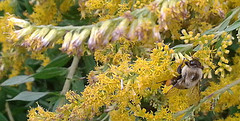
[1,0,240,120]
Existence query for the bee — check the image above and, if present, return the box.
[168,58,204,89]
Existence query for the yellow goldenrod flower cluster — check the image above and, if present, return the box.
[28,0,62,25]
[0,15,29,79]
[28,42,179,120]
[59,0,75,13]
[201,55,240,113]
[83,0,154,21]
[1,0,240,120]
[0,0,13,13]
[180,29,232,77]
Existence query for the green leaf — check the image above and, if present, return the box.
[0,113,8,121]
[72,79,85,93]
[52,97,66,111]
[33,67,68,79]
[0,91,6,111]
[218,7,240,31]
[225,20,240,32]
[82,56,96,74]
[215,37,224,49]
[1,87,20,97]
[43,54,72,69]
[227,89,234,95]
[172,44,193,53]
[7,91,49,101]
[203,7,240,34]
[218,19,231,31]
[193,45,201,51]
[1,75,34,86]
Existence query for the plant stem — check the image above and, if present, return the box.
[174,79,240,118]
[61,56,80,95]
[5,102,15,121]
[34,17,123,31]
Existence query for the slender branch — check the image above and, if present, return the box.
[5,102,15,121]
[34,17,123,31]
[174,79,240,118]
[61,56,80,95]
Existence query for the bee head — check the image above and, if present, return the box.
[185,58,204,69]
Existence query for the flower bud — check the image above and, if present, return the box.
[178,52,185,60]
[29,29,41,40]
[70,31,81,46]
[227,41,232,45]
[128,19,138,40]
[184,54,192,60]
[77,29,91,46]
[181,29,188,36]
[15,26,34,39]
[62,31,73,51]
[222,44,227,49]
[41,29,58,47]
[211,39,217,45]
[224,50,230,54]
[88,26,98,50]
[218,62,222,66]
[184,39,189,43]
[112,18,130,41]
[152,26,162,42]
[36,28,50,40]
[208,71,212,78]
[8,17,30,28]
[98,20,112,37]
[102,27,114,45]
[217,51,222,56]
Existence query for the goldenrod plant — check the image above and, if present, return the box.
[1,0,240,120]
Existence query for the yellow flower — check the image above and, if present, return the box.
[29,0,62,25]
[59,0,75,13]
[0,0,13,13]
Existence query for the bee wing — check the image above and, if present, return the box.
[187,83,200,105]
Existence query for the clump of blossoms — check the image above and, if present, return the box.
[201,54,240,113]
[7,0,239,55]
[82,0,154,21]
[27,0,75,25]
[180,29,233,78]
[28,42,178,120]
[1,0,240,120]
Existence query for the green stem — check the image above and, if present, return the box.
[60,56,80,95]
[34,17,123,31]
[174,79,240,118]
[5,102,15,121]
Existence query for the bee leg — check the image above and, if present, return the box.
[171,75,182,85]
[177,59,185,74]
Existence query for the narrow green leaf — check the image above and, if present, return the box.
[72,79,85,93]
[43,54,72,69]
[82,56,96,74]
[218,19,231,31]
[227,89,234,95]
[1,87,20,96]
[33,67,68,79]
[1,75,34,86]
[0,113,8,121]
[218,7,240,31]
[225,20,240,31]
[7,91,49,101]
[215,37,224,49]
[203,7,240,34]
[52,97,66,111]
[193,45,201,51]
[172,44,193,52]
